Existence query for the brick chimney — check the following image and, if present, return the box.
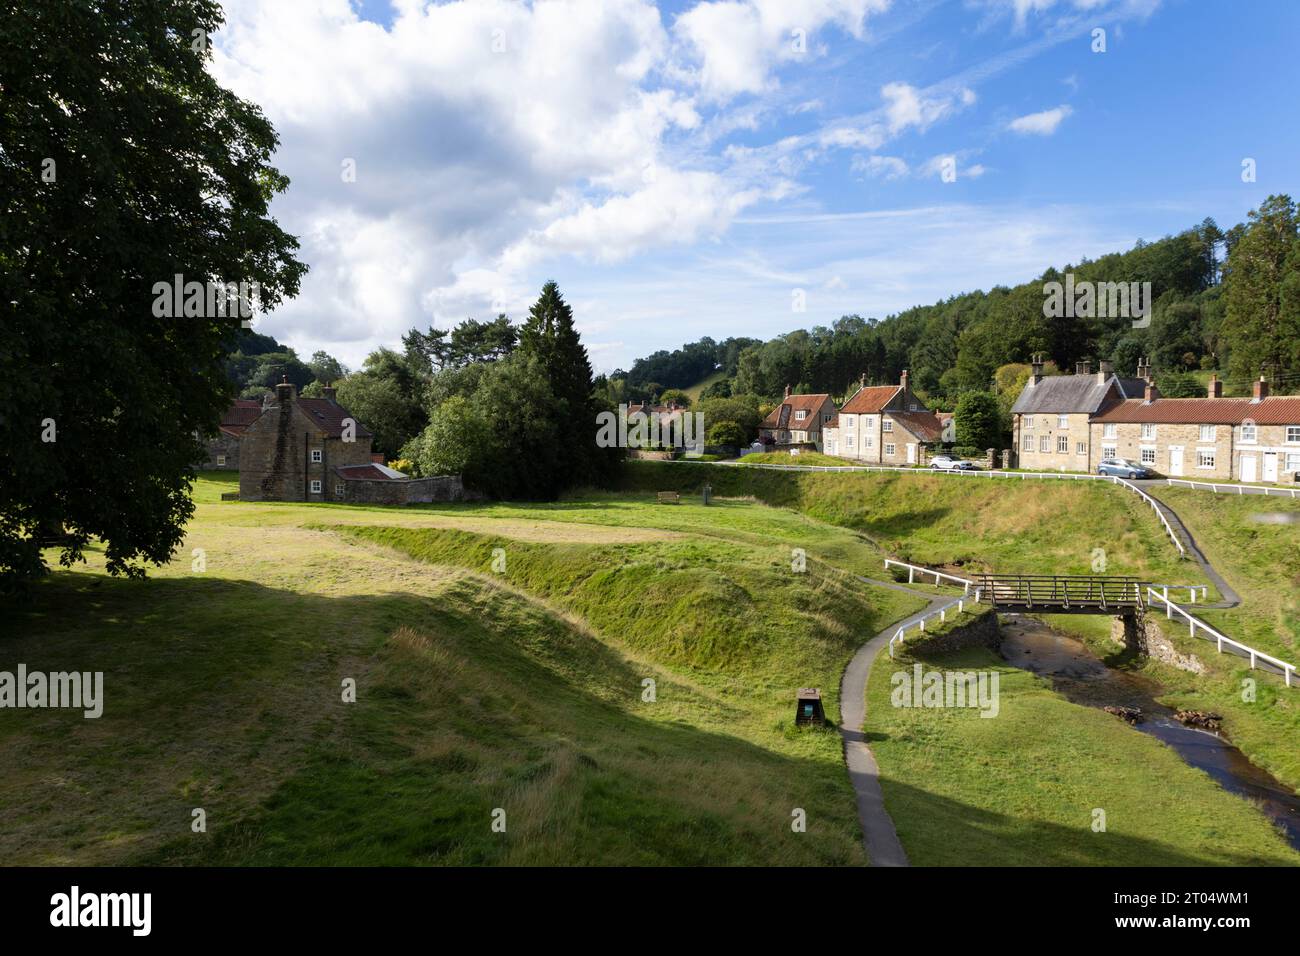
[321,385,337,403]
[1253,375,1269,403]
[900,369,910,391]
[1096,360,1113,384]
[1075,360,1092,376]
[1137,357,1154,383]
[1207,374,1222,399]
[1143,380,1159,403]
[275,376,296,405]
[784,384,791,399]
[859,372,866,387]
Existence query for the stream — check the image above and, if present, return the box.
[998,616,1300,851]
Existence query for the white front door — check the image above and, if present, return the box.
[1242,454,1257,483]
[1264,452,1279,483]
[906,443,917,464]
[1168,446,1184,476]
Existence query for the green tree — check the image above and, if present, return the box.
[1154,371,1204,398]
[1222,195,1300,383]
[657,389,692,408]
[334,349,428,460]
[1,0,306,581]
[954,392,1001,451]
[308,350,346,385]
[706,421,745,446]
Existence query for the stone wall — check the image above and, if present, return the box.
[335,475,468,505]
[1094,421,1232,479]
[1015,411,1093,472]
[906,608,1001,656]
[199,433,241,470]
[1111,611,1206,674]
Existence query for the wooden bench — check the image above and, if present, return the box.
[656,491,681,504]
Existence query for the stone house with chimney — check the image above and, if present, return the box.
[238,380,467,503]
[1091,375,1300,482]
[199,398,262,470]
[758,387,838,449]
[822,370,943,465]
[1011,357,1147,471]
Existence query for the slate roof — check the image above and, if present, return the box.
[334,463,408,481]
[217,399,264,438]
[1011,374,1146,415]
[1093,395,1300,425]
[297,397,373,438]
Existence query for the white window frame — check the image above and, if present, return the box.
[1058,415,1069,429]
[846,436,855,448]
[1140,446,1156,465]
[310,479,322,494]
[1197,450,1216,469]
[1199,425,1216,442]
[1057,436,1069,453]
[865,436,874,449]
[882,419,893,433]
[1102,446,1117,461]
[1039,436,1050,453]
[1286,452,1300,472]
[1076,442,1086,456]
[1241,423,1258,443]
[311,449,323,463]
[1023,434,1034,452]
[216,455,226,467]
[794,409,807,421]
[1287,425,1300,443]
[884,443,896,457]
[1103,423,1116,439]
[1141,423,1156,440]
[335,483,346,497]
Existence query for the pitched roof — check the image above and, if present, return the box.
[1093,395,1300,425]
[297,397,373,438]
[888,410,944,442]
[1011,374,1146,415]
[334,463,408,481]
[218,399,263,437]
[761,394,832,429]
[840,385,901,414]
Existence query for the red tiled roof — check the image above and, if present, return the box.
[298,397,373,438]
[761,394,832,429]
[1093,396,1300,425]
[218,399,263,437]
[840,385,901,414]
[889,410,944,442]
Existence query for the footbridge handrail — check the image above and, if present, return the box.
[1145,587,1295,688]
[888,593,982,659]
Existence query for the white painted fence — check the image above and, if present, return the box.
[1166,478,1300,498]
[888,593,982,659]
[667,459,1189,557]
[883,558,976,590]
[1145,587,1295,688]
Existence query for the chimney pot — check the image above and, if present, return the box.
[1075,360,1092,376]
[1253,376,1269,402]
[275,380,296,404]
[1208,374,1223,399]
[321,385,337,404]
[900,369,910,390]
[784,384,791,399]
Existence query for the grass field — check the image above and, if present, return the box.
[2,466,1294,865]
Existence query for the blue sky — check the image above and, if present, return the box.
[212,0,1300,373]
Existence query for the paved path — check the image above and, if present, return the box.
[1132,480,1241,609]
[838,576,949,867]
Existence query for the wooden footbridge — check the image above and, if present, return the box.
[974,574,1144,614]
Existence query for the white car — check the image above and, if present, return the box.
[931,455,979,471]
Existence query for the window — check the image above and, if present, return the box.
[795,409,806,421]
[1103,423,1117,438]
[845,416,854,430]
[1241,423,1257,443]
[216,455,226,467]
[1076,442,1086,456]
[1102,446,1117,461]
[909,403,919,412]
[846,436,855,448]
[884,443,896,457]
[1023,434,1034,452]
[1140,447,1156,465]
[1024,418,1033,432]
[1288,425,1300,443]
[882,419,893,433]
[1140,424,1156,440]
[1287,452,1300,472]
[1057,436,1069,453]
[335,483,345,497]
[311,449,323,463]
[310,479,322,493]
[1197,450,1215,469]
[865,436,873,449]
[1058,415,1069,429]
[1039,436,1050,453]
[1199,425,1216,442]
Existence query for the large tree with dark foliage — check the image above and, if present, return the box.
[0,1,306,582]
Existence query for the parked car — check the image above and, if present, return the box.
[931,455,979,471]
[1097,458,1156,479]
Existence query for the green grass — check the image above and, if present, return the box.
[683,369,726,402]
[866,642,1300,866]
[739,451,864,467]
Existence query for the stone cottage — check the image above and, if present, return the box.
[758,387,838,449]
[1010,358,1147,471]
[823,370,943,465]
[238,380,467,504]
[199,398,262,470]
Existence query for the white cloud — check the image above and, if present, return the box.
[851,155,909,179]
[881,82,976,134]
[1008,104,1073,135]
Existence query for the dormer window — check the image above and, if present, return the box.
[795,409,807,421]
